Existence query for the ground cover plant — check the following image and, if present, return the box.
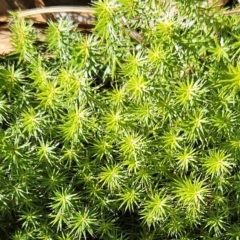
[1,0,240,239]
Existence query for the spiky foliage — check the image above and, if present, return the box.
[1,0,240,239]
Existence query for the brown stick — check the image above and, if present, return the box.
[16,6,144,42]
[223,9,240,16]
[17,6,94,18]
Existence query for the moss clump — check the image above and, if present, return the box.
[1,0,240,239]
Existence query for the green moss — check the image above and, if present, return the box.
[1,0,240,239]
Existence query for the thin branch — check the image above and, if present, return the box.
[17,6,94,18]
